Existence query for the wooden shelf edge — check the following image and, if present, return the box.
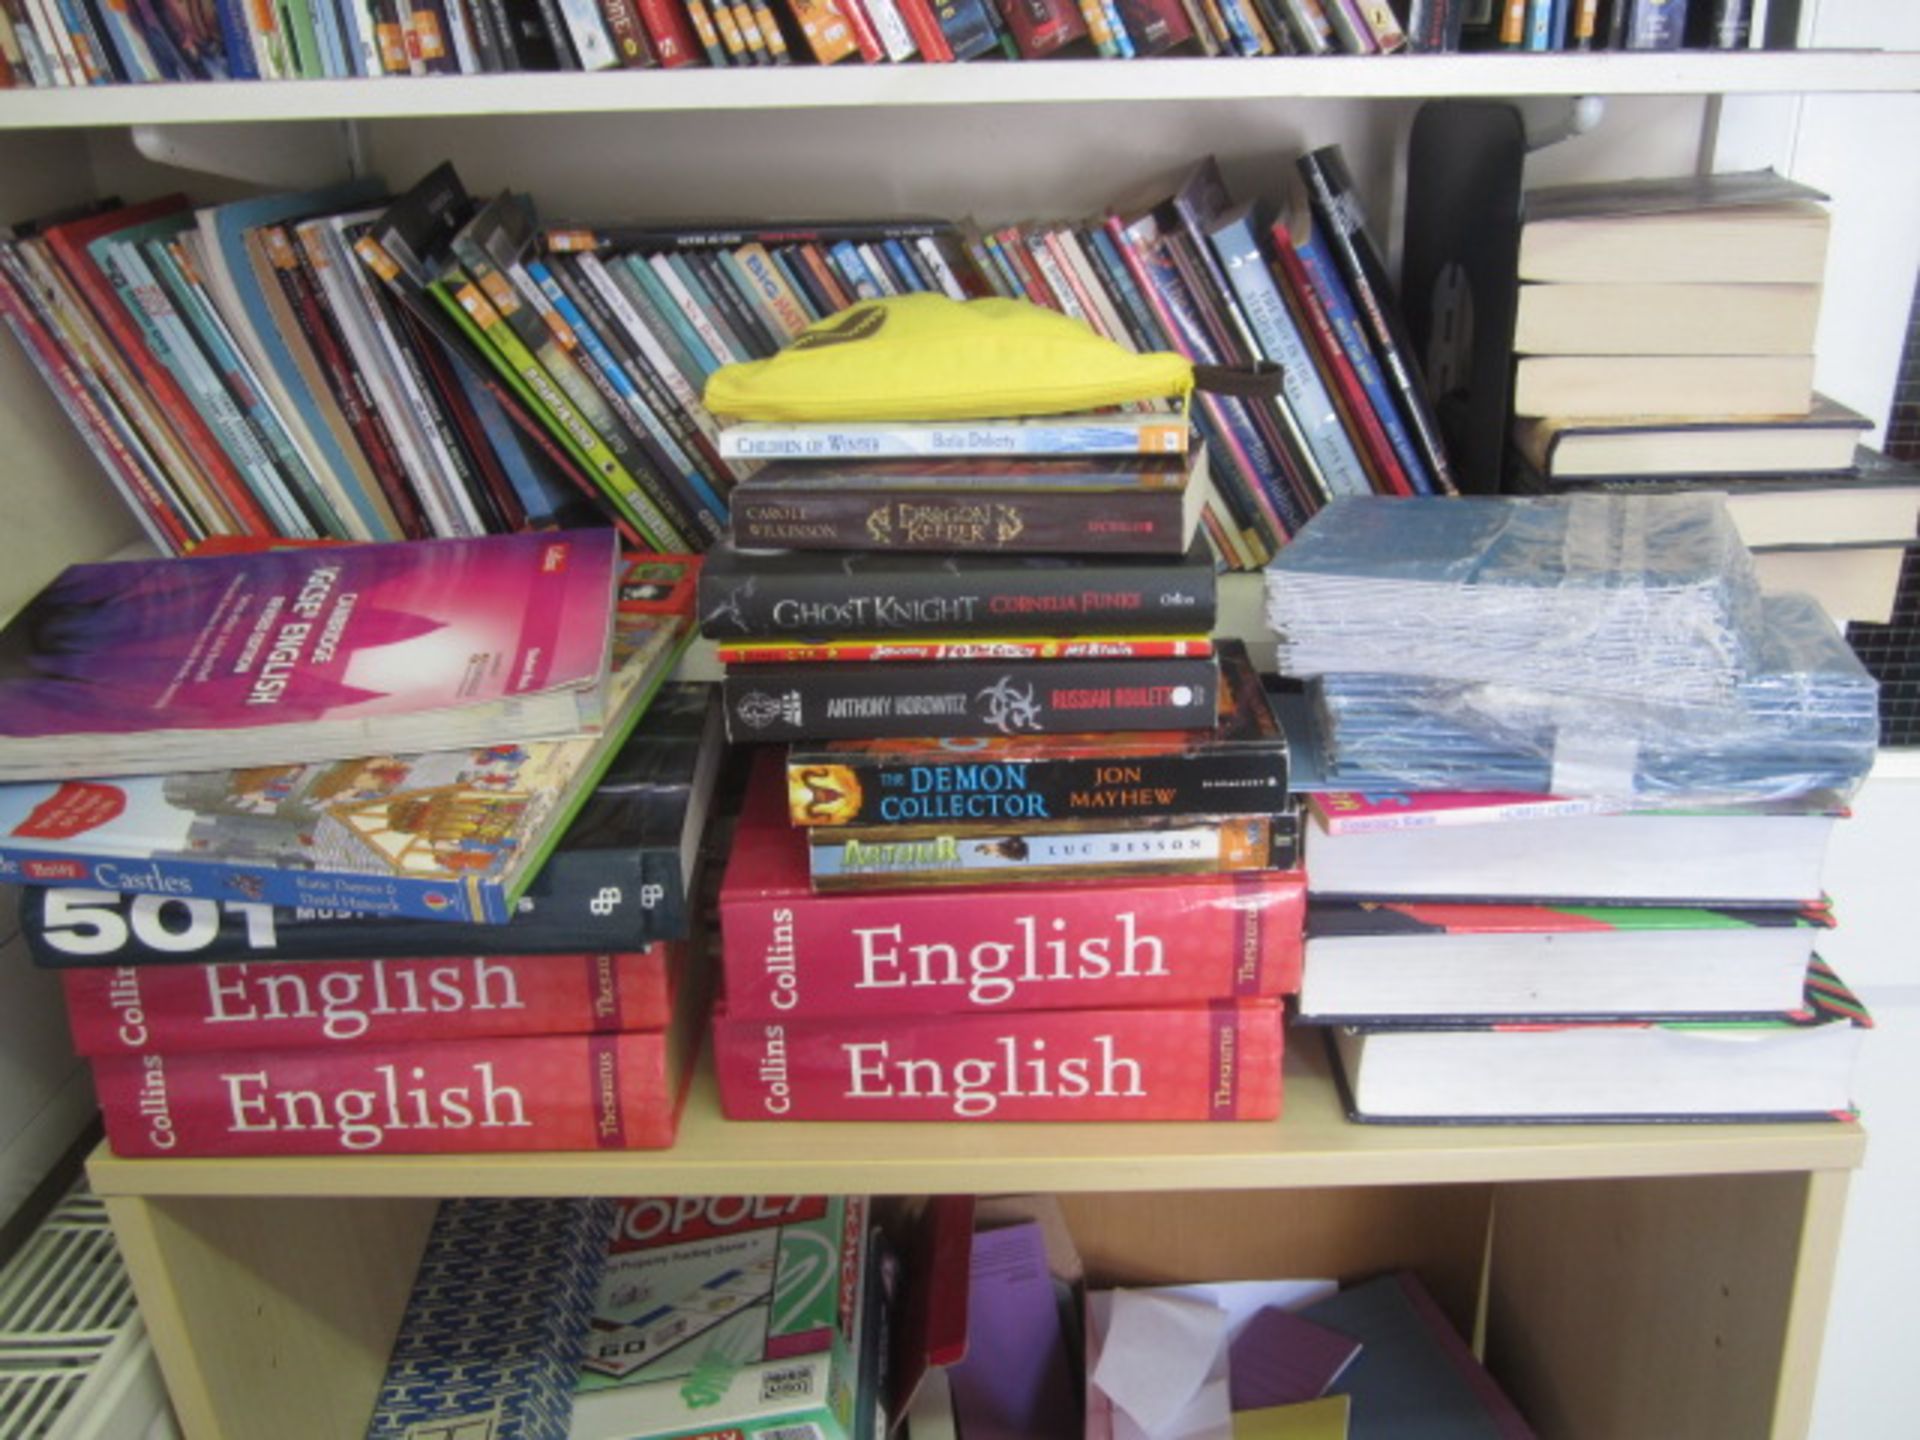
[85,1037,1866,1200]
[0,52,1915,131]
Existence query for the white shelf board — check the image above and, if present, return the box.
[0,52,1916,130]
[84,1030,1865,1201]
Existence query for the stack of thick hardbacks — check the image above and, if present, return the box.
[1264,493,1874,1125]
[0,535,724,1158]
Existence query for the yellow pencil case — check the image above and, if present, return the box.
[702,292,1197,422]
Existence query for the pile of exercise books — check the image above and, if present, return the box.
[0,533,725,1158]
[1503,169,1920,623]
[1263,493,1874,1124]
[0,148,1451,576]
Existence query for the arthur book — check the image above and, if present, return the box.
[786,639,1286,827]
[720,752,1303,1020]
[19,683,724,964]
[62,944,685,1055]
[0,610,690,925]
[698,537,1216,640]
[712,999,1283,1122]
[93,986,706,1156]
[727,452,1205,555]
[0,531,620,782]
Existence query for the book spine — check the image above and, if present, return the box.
[0,831,505,923]
[632,0,697,58]
[725,635,1212,663]
[808,811,1301,890]
[46,221,276,535]
[1296,148,1456,494]
[595,0,652,59]
[1315,794,1631,835]
[991,0,1083,55]
[62,947,677,1055]
[697,552,1215,640]
[713,1001,1283,1120]
[93,1031,678,1156]
[1354,0,1401,47]
[1625,0,1683,46]
[728,486,1191,554]
[24,841,692,966]
[1403,0,1461,48]
[722,655,1221,741]
[717,416,1189,461]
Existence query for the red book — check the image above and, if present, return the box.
[94,1025,699,1157]
[42,197,277,538]
[634,0,704,63]
[713,999,1282,1121]
[893,0,953,58]
[719,756,1303,1020]
[993,0,1085,55]
[597,0,660,63]
[62,947,681,1057]
[1268,216,1412,499]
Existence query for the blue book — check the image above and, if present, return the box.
[367,1199,616,1440]
[620,255,725,382]
[1206,204,1373,500]
[1627,0,1688,47]
[212,0,260,75]
[1288,222,1436,495]
[829,240,887,301]
[207,178,399,540]
[1524,0,1553,48]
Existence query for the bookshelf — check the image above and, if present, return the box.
[1,47,1913,1440]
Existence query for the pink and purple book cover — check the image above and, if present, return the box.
[0,530,616,740]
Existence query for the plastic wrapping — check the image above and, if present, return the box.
[1265,493,1765,703]
[1312,593,1879,806]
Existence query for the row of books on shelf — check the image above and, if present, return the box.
[0,148,1453,576]
[0,0,1769,90]
[369,1191,1534,1440]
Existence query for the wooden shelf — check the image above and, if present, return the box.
[85,1029,1864,1201]
[0,51,1915,131]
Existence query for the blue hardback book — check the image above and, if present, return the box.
[367,1198,616,1440]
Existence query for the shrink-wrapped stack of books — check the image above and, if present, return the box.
[1264,492,1876,1125]
[0,534,726,1158]
[697,405,1307,1122]
[1505,170,1920,624]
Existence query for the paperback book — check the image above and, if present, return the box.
[698,537,1217,640]
[0,530,620,781]
[722,652,1220,742]
[0,610,690,925]
[715,412,1191,460]
[727,451,1206,555]
[19,682,724,963]
[786,639,1285,826]
[62,944,685,1055]
[713,999,1284,1122]
[721,636,1213,665]
[721,753,1303,1019]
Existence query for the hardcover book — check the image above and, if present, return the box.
[94,1007,704,1156]
[721,752,1303,1019]
[728,452,1205,555]
[785,640,1286,827]
[571,1196,869,1440]
[722,652,1220,742]
[713,998,1283,1121]
[1329,957,1868,1124]
[366,1197,616,1440]
[698,537,1216,640]
[0,531,620,781]
[62,944,685,1055]
[19,683,724,963]
[1512,395,1871,480]
[0,610,690,925]
[1299,901,1832,1023]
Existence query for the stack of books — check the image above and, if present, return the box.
[1264,493,1874,1125]
[0,535,724,1158]
[1504,169,1920,622]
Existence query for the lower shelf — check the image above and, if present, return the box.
[84,1029,1865,1200]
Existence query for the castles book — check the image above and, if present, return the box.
[0,531,620,781]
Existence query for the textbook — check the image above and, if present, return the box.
[0,611,690,925]
[0,531,619,782]
[1329,958,1869,1124]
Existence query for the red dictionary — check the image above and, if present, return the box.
[94,1024,700,1157]
[62,947,681,1057]
[719,755,1303,1020]
[713,999,1282,1121]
